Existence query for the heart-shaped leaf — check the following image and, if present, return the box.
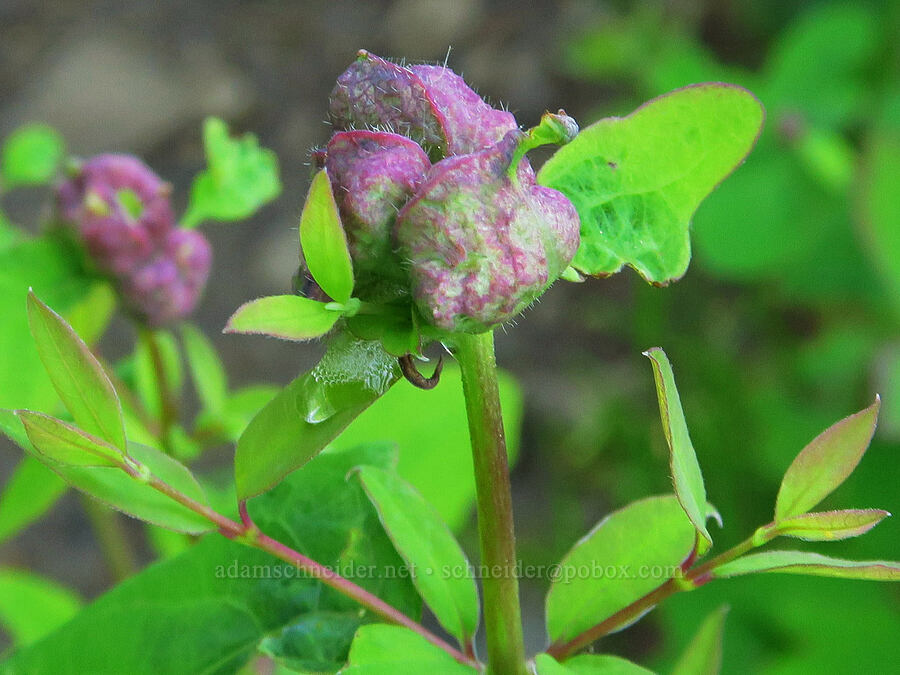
[26,291,127,452]
[225,295,339,341]
[644,347,710,549]
[713,551,900,581]
[775,398,880,520]
[355,466,479,646]
[546,495,696,644]
[538,84,764,283]
[300,169,354,303]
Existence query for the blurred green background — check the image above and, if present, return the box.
[0,1,898,672]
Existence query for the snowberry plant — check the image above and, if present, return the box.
[0,51,897,675]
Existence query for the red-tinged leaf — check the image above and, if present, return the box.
[772,509,890,541]
[713,551,900,581]
[15,411,124,467]
[774,398,880,520]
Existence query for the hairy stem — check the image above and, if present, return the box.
[454,331,527,675]
[141,476,479,669]
[546,527,771,660]
[80,495,137,582]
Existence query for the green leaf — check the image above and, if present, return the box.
[535,653,655,674]
[0,568,81,647]
[15,411,124,467]
[0,236,114,414]
[774,398,880,520]
[300,169,354,303]
[26,291,127,452]
[713,551,900,581]
[225,294,339,341]
[180,323,228,416]
[860,129,900,317]
[32,441,213,534]
[194,384,280,443]
[0,123,65,189]
[182,117,281,227]
[643,347,710,549]
[0,456,67,544]
[61,283,116,348]
[671,605,728,675]
[770,509,890,542]
[259,611,361,673]
[355,466,480,645]
[4,444,419,674]
[763,3,877,129]
[538,84,764,283]
[339,624,476,674]
[546,495,697,644]
[335,363,523,531]
[235,336,399,499]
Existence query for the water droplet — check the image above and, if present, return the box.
[304,388,337,424]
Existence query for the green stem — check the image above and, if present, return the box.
[453,331,527,675]
[142,328,178,448]
[80,495,137,582]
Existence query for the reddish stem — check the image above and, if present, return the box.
[146,475,479,669]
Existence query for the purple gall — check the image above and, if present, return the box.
[322,51,581,333]
[396,130,580,332]
[56,154,211,326]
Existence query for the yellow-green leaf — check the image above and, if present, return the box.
[300,169,354,303]
[225,294,339,341]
